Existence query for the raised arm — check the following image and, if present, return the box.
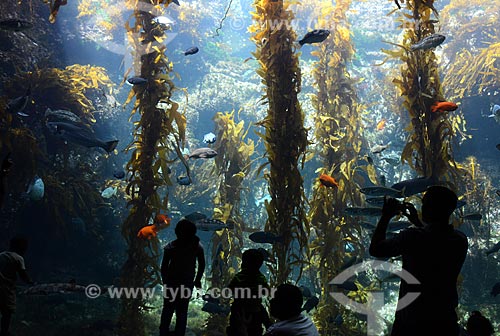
[369,197,401,258]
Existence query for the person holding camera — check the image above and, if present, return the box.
[369,185,468,336]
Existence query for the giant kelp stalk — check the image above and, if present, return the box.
[249,0,309,284]
[386,0,462,181]
[119,1,186,334]
[205,110,254,333]
[307,0,366,334]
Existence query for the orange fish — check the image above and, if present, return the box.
[137,225,159,240]
[431,101,458,113]
[376,119,386,131]
[319,174,339,188]
[137,214,171,239]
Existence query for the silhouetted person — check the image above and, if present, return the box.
[264,284,319,336]
[0,236,33,336]
[159,220,205,336]
[370,186,468,336]
[226,249,271,336]
[465,311,494,336]
[0,153,12,209]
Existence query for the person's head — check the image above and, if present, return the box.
[466,311,494,336]
[241,249,264,272]
[270,284,303,321]
[174,219,197,241]
[421,185,457,224]
[9,236,28,255]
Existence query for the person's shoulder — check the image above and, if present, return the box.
[163,241,176,251]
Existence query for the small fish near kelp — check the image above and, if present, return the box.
[410,34,445,51]
[195,218,234,231]
[431,101,458,113]
[488,104,500,124]
[137,214,171,240]
[203,132,216,144]
[127,77,148,85]
[7,88,31,117]
[25,176,44,201]
[176,176,191,186]
[45,108,82,125]
[186,148,217,159]
[298,29,330,46]
[318,174,339,188]
[101,187,117,199]
[371,143,389,154]
[360,186,402,198]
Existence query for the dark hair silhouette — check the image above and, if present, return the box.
[422,185,458,223]
[174,219,197,241]
[270,284,303,320]
[466,311,494,336]
[241,249,264,272]
[9,236,28,255]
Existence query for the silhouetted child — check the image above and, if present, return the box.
[0,236,33,336]
[370,186,468,336]
[159,220,205,336]
[226,249,271,336]
[465,311,494,336]
[265,284,319,336]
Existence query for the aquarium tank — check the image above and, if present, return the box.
[0,0,499,335]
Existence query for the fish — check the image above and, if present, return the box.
[101,187,117,199]
[491,282,500,297]
[301,296,319,313]
[333,281,358,292]
[376,119,386,131]
[203,132,216,144]
[371,143,389,154]
[47,122,119,153]
[202,302,230,315]
[365,197,386,207]
[113,170,125,179]
[249,231,284,244]
[127,77,148,85]
[156,101,169,110]
[360,186,403,198]
[21,282,86,295]
[49,0,67,24]
[7,88,31,116]
[184,47,199,56]
[45,108,82,125]
[171,0,180,6]
[298,29,330,46]
[184,212,207,222]
[460,213,482,221]
[195,218,233,231]
[410,34,445,51]
[485,241,500,256]
[176,176,191,185]
[382,156,400,166]
[390,176,437,197]
[26,176,44,201]
[299,285,312,298]
[137,225,160,239]
[431,101,458,113]
[496,144,500,151]
[488,104,500,124]
[345,207,383,217]
[0,19,33,31]
[318,174,339,188]
[187,148,218,159]
[496,190,500,198]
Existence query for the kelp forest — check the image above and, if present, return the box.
[0,0,499,334]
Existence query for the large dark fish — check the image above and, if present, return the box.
[195,218,233,231]
[410,34,446,51]
[184,211,207,222]
[361,186,403,198]
[187,148,218,159]
[45,108,82,125]
[7,88,31,116]
[184,46,199,56]
[390,176,437,197]
[47,122,119,153]
[298,29,330,46]
[249,231,283,244]
[21,282,86,295]
[0,19,33,31]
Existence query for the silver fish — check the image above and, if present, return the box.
[360,186,403,198]
[345,207,383,217]
[410,34,446,51]
[371,144,389,154]
[188,147,217,159]
[390,177,437,197]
